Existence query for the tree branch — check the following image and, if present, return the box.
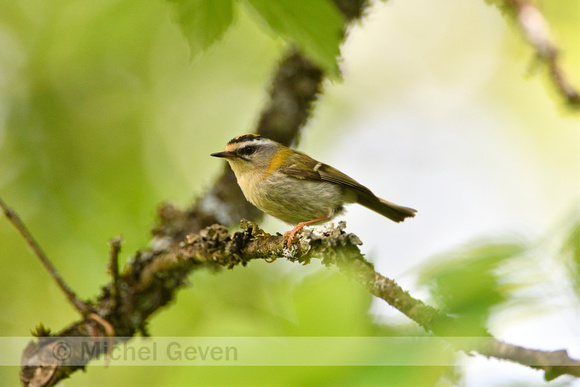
[504,0,580,107]
[0,197,90,316]
[19,221,580,385]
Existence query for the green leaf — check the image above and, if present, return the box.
[483,0,516,19]
[245,0,344,77]
[562,220,580,297]
[169,0,237,58]
[418,242,525,330]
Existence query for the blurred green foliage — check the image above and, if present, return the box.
[169,0,344,76]
[169,0,237,56]
[418,223,580,338]
[418,242,526,335]
[562,220,580,298]
[244,0,344,77]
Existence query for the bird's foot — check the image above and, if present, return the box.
[284,222,308,248]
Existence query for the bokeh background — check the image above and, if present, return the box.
[0,0,578,385]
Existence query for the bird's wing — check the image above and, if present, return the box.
[278,151,375,197]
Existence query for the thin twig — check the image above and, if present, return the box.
[87,313,115,367]
[507,0,580,106]
[107,236,122,308]
[0,197,90,315]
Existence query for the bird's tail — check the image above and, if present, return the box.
[357,194,417,223]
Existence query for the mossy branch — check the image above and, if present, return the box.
[18,220,580,386]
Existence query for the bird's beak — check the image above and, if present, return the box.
[210,151,237,159]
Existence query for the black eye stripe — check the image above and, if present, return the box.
[237,145,256,156]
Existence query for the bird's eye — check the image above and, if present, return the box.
[238,145,256,156]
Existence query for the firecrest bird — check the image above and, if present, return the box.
[211,134,416,248]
